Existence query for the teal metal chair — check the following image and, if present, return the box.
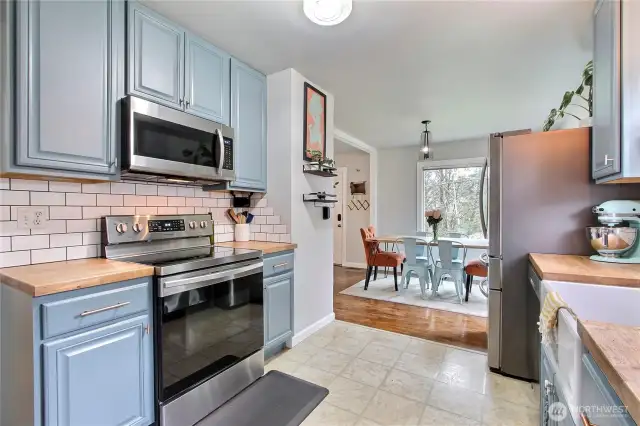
[430,239,467,303]
[444,232,468,261]
[398,237,432,299]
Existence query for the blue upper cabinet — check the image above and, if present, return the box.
[42,315,154,426]
[185,33,230,125]
[12,0,123,177]
[128,2,184,109]
[228,58,268,192]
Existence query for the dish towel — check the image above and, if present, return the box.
[538,291,577,346]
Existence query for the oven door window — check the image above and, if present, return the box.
[159,271,263,402]
[134,113,220,167]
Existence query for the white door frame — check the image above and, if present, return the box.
[334,167,348,266]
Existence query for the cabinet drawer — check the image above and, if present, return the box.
[528,263,541,301]
[581,353,636,426]
[263,252,294,278]
[41,279,150,339]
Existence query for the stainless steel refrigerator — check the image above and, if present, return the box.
[485,127,640,381]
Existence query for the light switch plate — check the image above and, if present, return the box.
[17,207,48,229]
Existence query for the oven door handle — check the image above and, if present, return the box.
[161,262,263,296]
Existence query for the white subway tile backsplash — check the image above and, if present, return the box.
[50,233,83,248]
[49,181,81,193]
[50,206,82,220]
[267,215,280,225]
[217,199,232,208]
[10,179,48,191]
[0,190,30,205]
[254,232,266,241]
[31,192,65,206]
[203,198,218,208]
[0,237,11,252]
[0,250,30,267]
[11,235,49,251]
[210,192,225,198]
[146,196,168,207]
[66,193,97,206]
[0,221,30,237]
[255,198,268,208]
[167,197,185,207]
[253,216,266,225]
[97,194,123,206]
[266,234,279,242]
[280,234,291,243]
[0,206,9,221]
[110,182,136,195]
[262,207,274,216]
[177,187,195,197]
[31,248,66,264]
[185,198,202,207]
[177,207,195,214]
[82,232,101,245]
[157,207,178,215]
[0,179,9,190]
[31,220,66,235]
[136,206,157,215]
[136,184,157,196]
[111,207,137,215]
[194,207,208,214]
[67,245,97,260]
[124,195,147,206]
[66,219,97,233]
[193,188,208,198]
[81,183,111,193]
[157,186,177,196]
[82,206,111,219]
[261,224,274,234]
[273,225,287,234]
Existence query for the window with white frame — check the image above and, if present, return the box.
[417,158,486,239]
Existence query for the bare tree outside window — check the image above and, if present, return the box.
[423,167,483,239]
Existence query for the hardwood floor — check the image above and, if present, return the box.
[333,265,488,352]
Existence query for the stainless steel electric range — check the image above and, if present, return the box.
[101,214,264,426]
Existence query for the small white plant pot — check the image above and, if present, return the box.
[234,224,250,242]
[580,117,593,128]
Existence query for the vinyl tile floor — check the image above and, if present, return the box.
[266,320,539,426]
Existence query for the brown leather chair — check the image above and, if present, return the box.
[464,259,488,301]
[360,226,405,291]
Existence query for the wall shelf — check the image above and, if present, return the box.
[303,163,338,177]
[303,193,337,218]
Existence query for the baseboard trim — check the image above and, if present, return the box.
[342,262,367,269]
[287,312,335,348]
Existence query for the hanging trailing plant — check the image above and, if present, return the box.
[543,60,593,131]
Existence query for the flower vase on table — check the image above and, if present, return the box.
[425,209,443,240]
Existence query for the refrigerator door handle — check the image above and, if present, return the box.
[489,257,502,290]
[479,158,488,239]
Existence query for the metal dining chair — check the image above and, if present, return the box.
[445,232,468,260]
[398,237,432,299]
[430,239,467,303]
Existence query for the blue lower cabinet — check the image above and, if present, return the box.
[263,252,294,354]
[42,314,154,426]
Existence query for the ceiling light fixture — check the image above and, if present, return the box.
[420,120,431,159]
[303,0,352,26]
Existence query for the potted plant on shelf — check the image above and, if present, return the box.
[425,209,443,239]
[543,60,593,131]
[306,149,336,173]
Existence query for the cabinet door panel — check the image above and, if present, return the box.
[128,2,183,108]
[229,58,267,191]
[15,0,121,175]
[43,315,153,426]
[265,273,292,345]
[592,0,621,179]
[185,34,230,124]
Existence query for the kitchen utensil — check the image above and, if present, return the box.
[589,200,640,263]
[246,213,254,224]
[227,208,239,224]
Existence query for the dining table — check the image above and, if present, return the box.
[369,236,489,250]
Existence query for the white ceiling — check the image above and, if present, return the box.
[145,0,594,148]
[335,138,366,154]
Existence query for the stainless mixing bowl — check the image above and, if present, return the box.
[586,226,638,257]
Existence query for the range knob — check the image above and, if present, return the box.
[133,223,144,233]
[200,220,208,228]
[116,223,128,234]
[188,221,197,229]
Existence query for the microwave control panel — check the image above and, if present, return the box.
[223,138,233,170]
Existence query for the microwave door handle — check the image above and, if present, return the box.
[216,128,224,174]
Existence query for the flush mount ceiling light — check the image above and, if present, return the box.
[420,120,431,159]
[303,0,352,26]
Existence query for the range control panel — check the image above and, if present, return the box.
[222,138,234,170]
[103,214,212,244]
[148,219,185,233]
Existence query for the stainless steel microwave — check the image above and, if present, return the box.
[121,96,235,183]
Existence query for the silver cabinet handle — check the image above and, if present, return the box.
[179,99,184,106]
[604,154,614,164]
[80,301,130,317]
[186,100,190,107]
[273,262,288,269]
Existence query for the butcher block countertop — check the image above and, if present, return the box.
[578,320,640,423]
[217,241,297,255]
[529,253,640,287]
[0,258,155,297]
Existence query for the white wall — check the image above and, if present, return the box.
[335,151,370,265]
[378,138,488,236]
[267,69,335,341]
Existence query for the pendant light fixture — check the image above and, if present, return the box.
[303,0,353,26]
[420,120,432,159]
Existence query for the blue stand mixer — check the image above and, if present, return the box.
[587,200,640,264]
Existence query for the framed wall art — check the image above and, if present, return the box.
[302,82,327,161]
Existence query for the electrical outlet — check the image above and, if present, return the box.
[17,207,48,230]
